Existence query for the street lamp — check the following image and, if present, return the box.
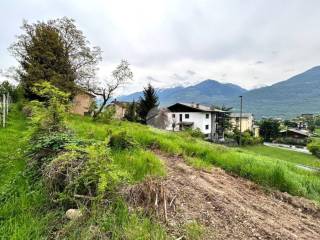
[239,95,243,146]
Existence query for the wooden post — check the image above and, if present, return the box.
[6,93,9,115]
[3,94,6,128]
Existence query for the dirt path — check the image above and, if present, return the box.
[156,152,320,240]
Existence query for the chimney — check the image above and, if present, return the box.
[196,103,199,108]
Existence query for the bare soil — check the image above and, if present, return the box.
[153,151,320,240]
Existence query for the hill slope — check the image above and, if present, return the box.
[118,79,247,106]
[230,66,320,118]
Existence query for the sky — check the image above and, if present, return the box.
[1,0,320,95]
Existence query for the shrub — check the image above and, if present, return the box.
[109,131,138,150]
[95,105,116,123]
[43,140,129,206]
[28,131,74,175]
[307,140,320,158]
[187,128,205,139]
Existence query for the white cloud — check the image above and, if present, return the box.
[1,0,320,94]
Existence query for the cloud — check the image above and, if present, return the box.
[1,0,320,94]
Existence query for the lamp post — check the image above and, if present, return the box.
[239,95,243,146]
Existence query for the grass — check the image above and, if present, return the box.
[0,106,61,239]
[243,145,320,168]
[67,115,320,203]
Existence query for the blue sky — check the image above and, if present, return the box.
[1,0,320,95]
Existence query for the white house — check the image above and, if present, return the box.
[166,102,227,140]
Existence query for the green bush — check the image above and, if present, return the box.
[242,131,263,145]
[109,131,138,150]
[307,140,320,158]
[185,127,205,139]
[43,140,129,206]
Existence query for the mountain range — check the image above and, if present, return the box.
[118,66,320,119]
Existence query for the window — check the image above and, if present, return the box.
[185,113,189,119]
[206,113,209,119]
[205,125,209,130]
[172,114,175,118]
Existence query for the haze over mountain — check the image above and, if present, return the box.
[119,66,320,119]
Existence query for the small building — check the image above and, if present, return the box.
[70,89,95,116]
[107,99,129,119]
[230,112,254,132]
[166,102,227,140]
[279,128,311,145]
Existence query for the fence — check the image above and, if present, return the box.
[0,93,10,128]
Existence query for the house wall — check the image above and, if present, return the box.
[70,93,94,116]
[166,112,213,134]
[230,116,253,132]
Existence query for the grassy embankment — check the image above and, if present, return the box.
[0,107,60,239]
[68,114,320,203]
[0,107,168,239]
[244,145,320,168]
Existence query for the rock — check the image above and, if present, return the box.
[66,209,83,220]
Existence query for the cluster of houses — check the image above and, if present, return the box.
[70,90,316,145]
[70,90,258,141]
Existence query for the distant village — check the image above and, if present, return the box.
[71,89,318,148]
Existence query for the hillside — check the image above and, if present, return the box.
[118,79,247,106]
[229,66,320,118]
[2,105,320,239]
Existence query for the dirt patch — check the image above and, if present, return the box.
[142,151,320,240]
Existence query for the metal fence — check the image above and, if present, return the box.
[1,93,10,128]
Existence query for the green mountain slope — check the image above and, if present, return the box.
[231,66,320,118]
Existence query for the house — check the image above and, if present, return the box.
[279,128,311,145]
[107,99,129,119]
[229,112,259,137]
[166,102,227,140]
[70,89,95,116]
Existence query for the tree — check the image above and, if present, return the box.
[259,119,280,142]
[138,84,159,123]
[124,100,138,122]
[87,60,133,118]
[283,120,297,128]
[9,18,101,99]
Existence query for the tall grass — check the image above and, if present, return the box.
[0,106,60,239]
[68,115,320,203]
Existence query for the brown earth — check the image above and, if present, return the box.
[146,152,320,240]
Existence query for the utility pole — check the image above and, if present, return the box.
[239,95,243,146]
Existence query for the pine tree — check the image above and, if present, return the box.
[138,84,159,123]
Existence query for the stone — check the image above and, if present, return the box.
[66,209,83,220]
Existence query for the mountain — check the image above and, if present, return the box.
[119,66,320,119]
[228,66,320,118]
[118,79,247,106]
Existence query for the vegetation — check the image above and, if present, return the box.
[68,115,320,203]
[124,100,139,122]
[259,119,280,142]
[88,60,133,118]
[0,107,60,239]
[9,17,101,100]
[307,139,320,159]
[138,83,159,123]
[244,145,320,168]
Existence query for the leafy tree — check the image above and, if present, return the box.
[9,18,101,99]
[0,80,23,102]
[259,119,280,142]
[124,100,138,122]
[86,60,133,118]
[138,84,159,124]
